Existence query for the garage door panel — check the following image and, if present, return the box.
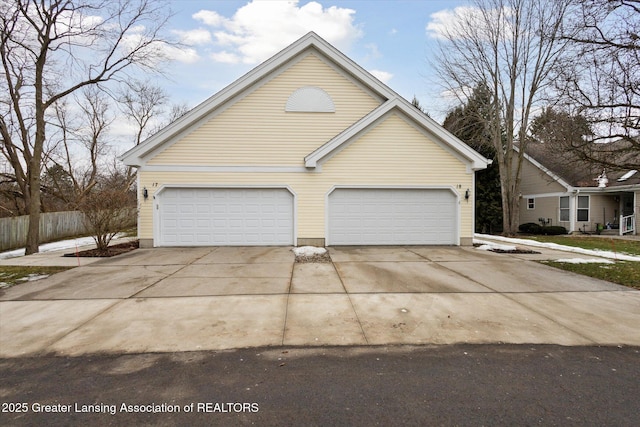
[328,188,457,245]
[159,188,293,246]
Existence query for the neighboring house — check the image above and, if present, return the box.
[519,151,639,235]
[120,32,490,248]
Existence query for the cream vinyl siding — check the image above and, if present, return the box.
[138,113,474,242]
[519,157,567,195]
[147,52,381,167]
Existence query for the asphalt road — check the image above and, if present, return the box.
[1,345,639,426]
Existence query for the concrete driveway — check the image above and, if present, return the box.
[1,245,638,357]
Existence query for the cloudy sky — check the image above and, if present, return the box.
[159,0,467,120]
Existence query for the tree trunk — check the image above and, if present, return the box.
[501,189,520,236]
[25,196,40,255]
[24,28,48,255]
[498,148,521,236]
[25,137,43,255]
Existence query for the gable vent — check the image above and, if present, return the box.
[285,86,335,112]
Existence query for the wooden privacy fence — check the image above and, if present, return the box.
[1,211,89,252]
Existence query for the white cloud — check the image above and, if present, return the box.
[426,6,517,40]
[195,0,363,65]
[172,28,212,45]
[369,69,393,84]
[426,7,478,40]
[193,10,225,27]
[121,27,200,65]
[210,50,241,64]
[162,44,201,64]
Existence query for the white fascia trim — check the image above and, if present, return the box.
[305,98,490,170]
[153,183,297,197]
[396,111,478,175]
[327,184,460,192]
[141,165,313,173]
[522,191,572,199]
[305,102,392,167]
[571,184,640,193]
[311,44,392,102]
[520,151,573,191]
[394,97,491,171]
[121,32,395,167]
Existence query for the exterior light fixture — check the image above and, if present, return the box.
[143,187,148,200]
[465,188,470,200]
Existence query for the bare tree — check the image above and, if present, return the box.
[118,80,169,147]
[117,79,190,187]
[45,87,113,207]
[0,0,172,254]
[167,102,190,124]
[430,0,573,235]
[555,0,640,170]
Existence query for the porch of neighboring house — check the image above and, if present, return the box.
[577,191,636,236]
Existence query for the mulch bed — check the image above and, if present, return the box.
[294,252,332,263]
[63,240,139,258]
[489,248,541,254]
[473,243,541,254]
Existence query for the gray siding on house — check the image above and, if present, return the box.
[582,195,618,230]
[520,196,562,226]
[519,157,567,196]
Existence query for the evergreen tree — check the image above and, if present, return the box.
[443,85,503,233]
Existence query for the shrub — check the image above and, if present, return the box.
[541,226,567,235]
[519,223,542,234]
[77,188,136,253]
[519,223,567,235]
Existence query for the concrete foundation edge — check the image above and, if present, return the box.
[139,238,154,248]
[460,237,473,246]
[296,238,326,247]
[139,237,469,247]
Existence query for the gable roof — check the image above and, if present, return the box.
[120,32,489,171]
[524,142,640,190]
[305,98,490,170]
[521,150,573,191]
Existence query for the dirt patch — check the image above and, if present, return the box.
[294,252,332,263]
[63,240,139,258]
[489,248,541,254]
[473,243,540,254]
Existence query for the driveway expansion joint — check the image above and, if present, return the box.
[127,247,218,299]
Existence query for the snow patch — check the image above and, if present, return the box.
[474,234,640,262]
[476,243,517,252]
[22,274,50,281]
[554,258,615,264]
[292,246,327,257]
[0,234,126,260]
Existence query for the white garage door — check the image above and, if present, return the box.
[328,188,457,245]
[158,188,294,246]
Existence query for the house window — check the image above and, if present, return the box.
[577,195,589,222]
[527,198,535,210]
[559,196,569,222]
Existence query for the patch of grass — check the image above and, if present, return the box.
[541,261,640,289]
[0,266,72,289]
[523,235,640,256]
